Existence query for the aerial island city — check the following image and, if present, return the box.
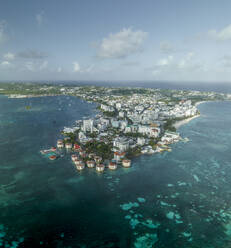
[1,82,230,173]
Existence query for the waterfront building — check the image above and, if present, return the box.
[87,160,95,168]
[96,164,105,172]
[108,162,117,170]
[57,139,64,148]
[74,159,81,165]
[71,154,78,162]
[114,151,126,161]
[51,147,57,152]
[76,162,85,171]
[122,159,131,168]
[65,143,72,149]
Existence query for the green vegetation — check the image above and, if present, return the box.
[149,138,160,148]
[163,119,177,132]
[126,147,141,159]
[124,132,147,138]
[84,140,113,160]
[61,132,77,144]
[102,111,117,118]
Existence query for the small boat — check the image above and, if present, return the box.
[49,155,57,160]
[40,149,51,154]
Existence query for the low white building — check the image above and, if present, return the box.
[82,119,94,133]
[101,104,114,112]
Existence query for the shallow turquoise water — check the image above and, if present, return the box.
[1,96,231,247]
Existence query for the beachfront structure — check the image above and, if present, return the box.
[114,151,126,161]
[76,162,85,171]
[161,132,180,144]
[87,160,95,168]
[65,143,72,149]
[96,164,105,172]
[108,162,117,170]
[74,159,81,165]
[57,139,64,148]
[122,159,131,168]
[71,154,78,162]
[94,156,102,164]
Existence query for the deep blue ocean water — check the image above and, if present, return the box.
[1,95,231,247]
[50,81,231,93]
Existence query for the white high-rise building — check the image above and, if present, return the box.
[82,119,94,133]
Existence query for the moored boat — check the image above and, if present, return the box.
[49,155,57,160]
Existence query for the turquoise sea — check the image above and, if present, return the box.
[1,95,231,248]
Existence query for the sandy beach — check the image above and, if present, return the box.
[173,114,200,129]
[173,101,210,129]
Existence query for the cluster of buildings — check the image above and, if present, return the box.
[59,88,199,162]
[56,139,131,172]
[41,86,206,171]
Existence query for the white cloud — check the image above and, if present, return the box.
[1,61,10,66]
[36,12,44,26]
[4,52,15,60]
[156,55,173,66]
[39,61,48,70]
[57,67,62,72]
[97,28,147,59]
[73,62,80,72]
[208,24,231,41]
[150,52,204,78]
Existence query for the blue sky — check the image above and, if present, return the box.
[1,0,231,82]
